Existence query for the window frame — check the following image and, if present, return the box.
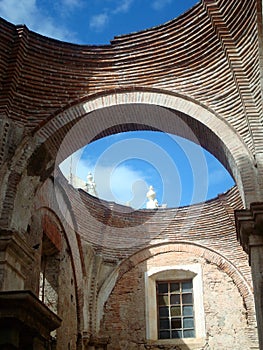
[145,264,206,348]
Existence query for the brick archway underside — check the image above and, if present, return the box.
[0,0,263,226]
[33,90,253,206]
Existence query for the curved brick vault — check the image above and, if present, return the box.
[0,0,262,221]
[0,0,263,348]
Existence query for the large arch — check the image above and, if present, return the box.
[6,89,258,228]
[0,0,262,348]
[30,202,85,347]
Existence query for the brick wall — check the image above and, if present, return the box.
[0,0,262,348]
[31,168,258,349]
[101,250,258,350]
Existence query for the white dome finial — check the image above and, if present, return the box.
[85,172,98,197]
[146,185,158,209]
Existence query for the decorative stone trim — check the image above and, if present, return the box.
[235,202,263,256]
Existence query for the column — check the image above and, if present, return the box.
[235,202,263,350]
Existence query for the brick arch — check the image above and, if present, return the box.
[33,88,256,205]
[2,88,256,234]
[98,241,256,330]
[31,206,85,339]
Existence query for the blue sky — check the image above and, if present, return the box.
[0,0,199,44]
[60,131,234,209]
[0,0,235,208]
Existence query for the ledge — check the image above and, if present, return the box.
[0,290,61,339]
[146,337,206,350]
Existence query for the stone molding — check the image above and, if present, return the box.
[0,290,61,339]
[235,202,263,257]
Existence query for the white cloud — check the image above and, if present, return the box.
[89,13,109,31]
[113,0,134,14]
[89,0,134,33]
[60,154,149,208]
[102,164,148,207]
[38,19,75,42]
[0,0,36,23]
[0,0,76,42]
[152,0,172,10]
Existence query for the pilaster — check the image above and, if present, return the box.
[0,229,35,291]
[235,202,263,350]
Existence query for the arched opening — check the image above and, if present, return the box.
[1,87,259,350]
[25,208,80,349]
[39,94,253,212]
[8,89,257,248]
[5,89,256,237]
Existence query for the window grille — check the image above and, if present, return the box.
[156,280,195,339]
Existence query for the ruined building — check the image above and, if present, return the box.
[0,0,263,349]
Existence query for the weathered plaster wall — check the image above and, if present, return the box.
[101,250,258,350]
